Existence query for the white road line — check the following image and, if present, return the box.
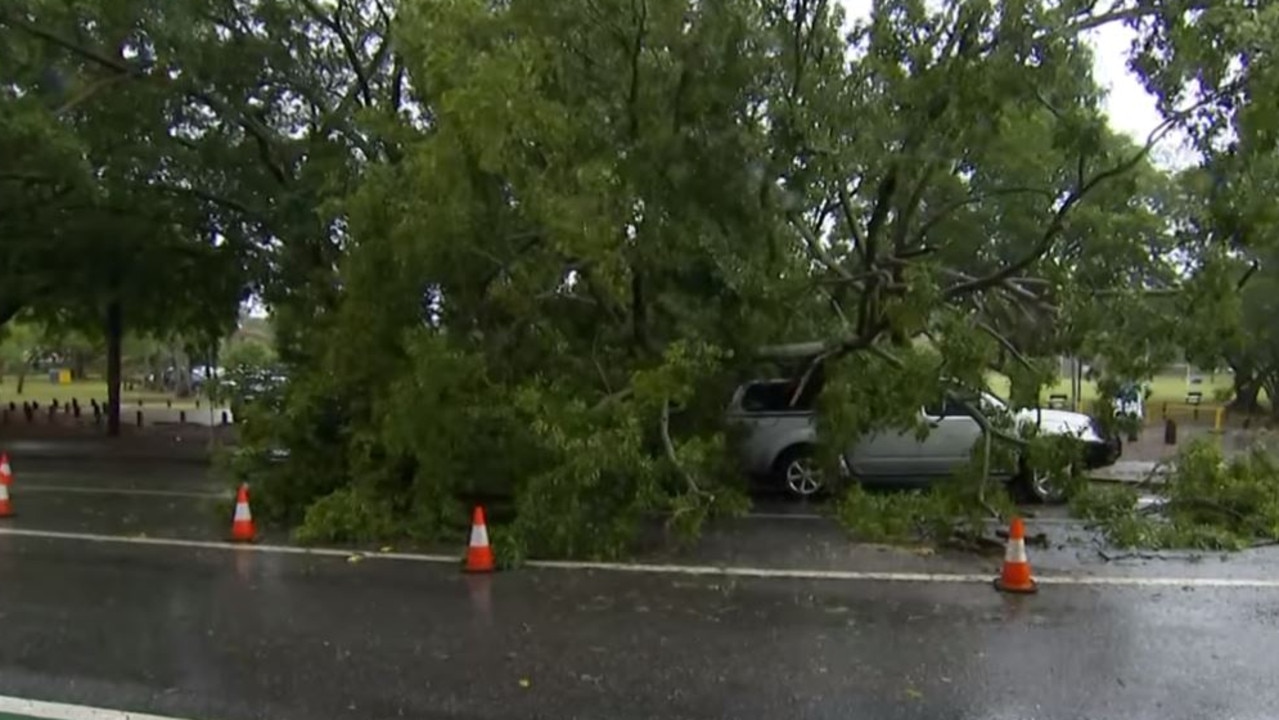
[0,527,459,564]
[526,560,1279,588]
[0,694,192,720]
[0,526,1277,589]
[15,485,227,499]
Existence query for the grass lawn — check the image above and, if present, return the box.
[1,370,1255,422]
[987,371,1241,408]
[0,376,204,408]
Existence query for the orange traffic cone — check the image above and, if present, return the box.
[230,483,255,542]
[0,453,13,518]
[994,516,1037,594]
[464,506,495,573]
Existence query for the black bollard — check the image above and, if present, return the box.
[179,410,186,423]
[1164,418,1177,445]
[136,410,143,427]
[220,410,229,426]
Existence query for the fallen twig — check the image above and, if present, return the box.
[1096,548,1165,562]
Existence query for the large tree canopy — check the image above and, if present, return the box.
[3,0,1276,554]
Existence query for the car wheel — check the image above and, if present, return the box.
[1019,463,1072,504]
[775,446,825,498]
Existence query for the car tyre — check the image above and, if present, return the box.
[1017,461,1072,504]
[774,445,826,499]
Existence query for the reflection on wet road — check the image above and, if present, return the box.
[0,535,1276,720]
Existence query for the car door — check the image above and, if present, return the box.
[918,398,985,474]
[847,397,983,481]
[846,422,932,485]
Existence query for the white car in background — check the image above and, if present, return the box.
[1114,382,1146,423]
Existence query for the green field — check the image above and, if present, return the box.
[985,372,1238,407]
[0,371,1255,419]
[0,376,202,408]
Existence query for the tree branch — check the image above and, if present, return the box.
[943,88,1231,301]
[789,211,854,282]
[949,394,1028,448]
[300,0,374,107]
[0,14,138,75]
[147,183,270,226]
[54,74,133,116]
[973,317,1033,370]
[836,182,866,258]
[910,187,1056,248]
[662,398,703,495]
[626,0,647,140]
[862,167,898,263]
[756,319,889,361]
[942,160,1138,300]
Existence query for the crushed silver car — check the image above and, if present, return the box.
[726,379,1122,502]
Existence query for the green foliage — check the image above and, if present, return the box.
[835,475,1018,547]
[835,486,943,545]
[294,486,401,545]
[0,320,40,376]
[7,0,1275,558]
[221,339,276,371]
[1073,438,1279,551]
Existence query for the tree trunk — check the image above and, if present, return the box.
[1226,357,1262,412]
[106,301,123,437]
[1230,378,1263,413]
[72,350,87,381]
[0,298,24,329]
[16,369,25,395]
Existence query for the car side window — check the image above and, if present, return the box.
[741,382,817,412]
[923,396,974,418]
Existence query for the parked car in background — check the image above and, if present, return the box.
[1114,381,1146,423]
[726,378,1122,502]
[215,364,289,417]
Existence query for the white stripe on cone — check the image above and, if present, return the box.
[1005,537,1027,564]
[233,502,251,522]
[469,522,489,548]
[0,484,8,501]
[0,461,10,479]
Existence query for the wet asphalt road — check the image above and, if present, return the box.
[2,450,1279,718]
[1,536,1278,720]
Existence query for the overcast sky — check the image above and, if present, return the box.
[836,1,1190,168]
